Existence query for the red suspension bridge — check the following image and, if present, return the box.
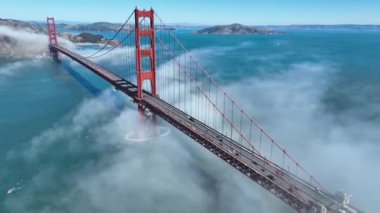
[46,8,361,213]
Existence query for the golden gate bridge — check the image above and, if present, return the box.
[46,8,361,213]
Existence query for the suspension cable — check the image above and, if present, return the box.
[154,11,327,191]
[84,11,134,58]
[85,17,147,59]
[155,36,312,202]
[86,29,135,59]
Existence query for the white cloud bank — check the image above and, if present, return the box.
[0,26,74,58]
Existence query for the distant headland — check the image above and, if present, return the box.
[0,18,44,34]
[2,18,380,57]
[196,23,283,35]
[0,19,120,47]
[58,22,131,32]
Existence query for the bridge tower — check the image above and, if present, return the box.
[134,8,157,101]
[46,17,59,60]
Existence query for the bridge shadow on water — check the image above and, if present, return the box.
[59,62,151,121]
[61,62,102,96]
[61,63,169,141]
[60,62,130,114]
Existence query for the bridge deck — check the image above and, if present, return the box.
[51,44,360,213]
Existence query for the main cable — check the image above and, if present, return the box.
[85,29,135,59]
[86,18,147,59]
[84,11,134,58]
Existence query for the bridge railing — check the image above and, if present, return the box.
[153,12,327,192]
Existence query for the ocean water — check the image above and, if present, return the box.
[1,29,380,212]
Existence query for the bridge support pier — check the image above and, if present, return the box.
[50,49,59,62]
[135,104,159,141]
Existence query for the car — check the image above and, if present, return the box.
[267,175,275,181]
[187,115,194,122]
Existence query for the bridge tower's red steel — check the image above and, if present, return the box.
[134,8,157,101]
[47,17,58,59]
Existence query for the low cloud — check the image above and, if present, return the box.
[0,26,74,58]
[224,62,380,212]
[4,87,290,213]
[3,42,378,213]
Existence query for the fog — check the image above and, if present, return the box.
[224,61,380,212]
[3,43,379,212]
[4,88,289,213]
[0,26,74,58]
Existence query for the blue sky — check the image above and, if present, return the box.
[1,0,379,25]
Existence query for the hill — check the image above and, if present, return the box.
[0,18,45,33]
[197,23,282,35]
[59,22,132,32]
